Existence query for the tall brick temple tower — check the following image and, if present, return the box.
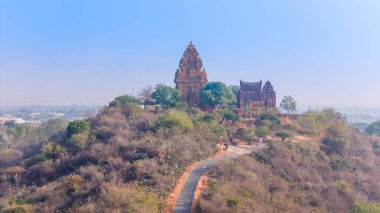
[174,42,208,107]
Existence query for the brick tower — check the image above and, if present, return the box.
[174,42,208,107]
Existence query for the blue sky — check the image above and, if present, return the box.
[1,0,380,107]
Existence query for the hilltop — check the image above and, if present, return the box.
[1,93,379,212]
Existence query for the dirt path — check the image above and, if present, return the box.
[173,143,267,213]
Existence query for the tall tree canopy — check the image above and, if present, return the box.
[229,85,240,98]
[66,120,90,137]
[109,95,141,107]
[280,96,297,117]
[200,82,236,108]
[151,84,182,109]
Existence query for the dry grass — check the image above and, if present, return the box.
[191,175,209,213]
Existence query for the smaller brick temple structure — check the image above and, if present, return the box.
[174,42,208,107]
[237,80,276,108]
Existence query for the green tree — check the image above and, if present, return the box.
[236,128,254,142]
[209,124,228,140]
[200,82,236,108]
[155,110,193,132]
[280,96,297,118]
[109,95,141,107]
[217,108,241,124]
[66,120,90,149]
[255,127,270,138]
[67,120,90,137]
[255,119,271,138]
[365,120,380,136]
[151,84,182,109]
[275,131,292,141]
[229,85,240,98]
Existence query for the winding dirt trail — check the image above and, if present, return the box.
[173,144,267,213]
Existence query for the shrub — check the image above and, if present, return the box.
[226,197,240,207]
[350,202,380,213]
[121,104,143,119]
[67,131,90,149]
[63,174,87,196]
[101,184,159,211]
[6,166,26,186]
[155,110,193,132]
[0,149,24,167]
[323,137,351,155]
[41,142,62,160]
[255,126,270,138]
[256,119,272,128]
[258,113,281,127]
[236,128,254,142]
[218,108,241,123]
[67,120,90,137]
[330,156,350,171]
[202,113,217,123]
[26,161,56,185]
[276,131,293,142]
[109,95,141,107]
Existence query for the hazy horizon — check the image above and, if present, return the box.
[1,0,380,107]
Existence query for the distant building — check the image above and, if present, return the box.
[0,116,26,124]
[174,42,208,107]
[238,80,276,108]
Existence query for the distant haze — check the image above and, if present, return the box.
[1,0,380,107]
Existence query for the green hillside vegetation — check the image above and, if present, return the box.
[196,109,380,213]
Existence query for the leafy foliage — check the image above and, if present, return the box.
[199,82,236,107]
[155,110,193,132]
[41,142,63,160]
[228,85,240,98]
[217,108,241,123]
[67,120,90,137]
[235,128,254,142]
[255,126,270,138]
[151,84,182,109]
[275,131,293,141]
[280,95,297,116]
[257,113,281,128]
[109,95,141,107]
